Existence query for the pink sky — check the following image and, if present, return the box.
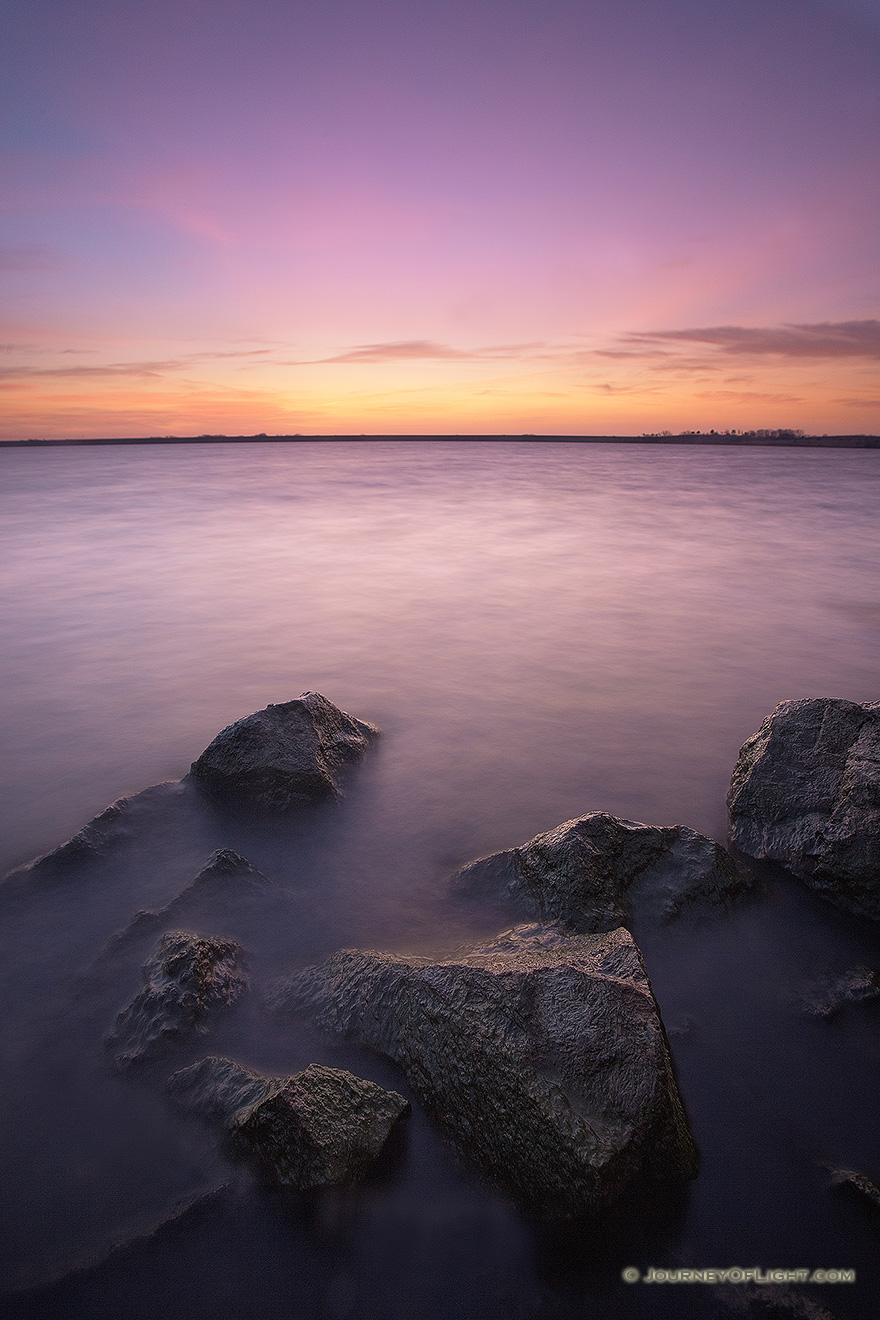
[2,0,879,436]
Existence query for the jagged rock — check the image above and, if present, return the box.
[799,966,880,1019]
[105,931,247,1069]
[166,1056,409,1188]
[188,692,380,810]
[452,812,753,931]
[273,923,698,1218]
[728,698,880,918]
[108,849,274,949]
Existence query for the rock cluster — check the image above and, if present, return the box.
[728,697,880,918]
[452,811,753,931]
[189,692,380,810]
[106,931,248,1069]
[166,1056,409,1189]
[274,923,697,1219]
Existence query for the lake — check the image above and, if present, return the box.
[1,439,878,1319]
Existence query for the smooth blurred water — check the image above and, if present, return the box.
[1,440,878,1319]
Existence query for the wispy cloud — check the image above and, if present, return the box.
[695,390,803,403]
[306,339,543,364]
[619,320,880,359]
[0,360,186,381]
[0,347,279,382]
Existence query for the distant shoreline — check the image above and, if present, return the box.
[1,433,879,448]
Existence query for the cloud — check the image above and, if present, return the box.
[192,349,275,360]
[696,390,803,403]
[0,347,280,383]
[308,340,543,364]
[835,397,880,408]
[0,360,187,381]
[619,320,880,359]
[592,348,673,360]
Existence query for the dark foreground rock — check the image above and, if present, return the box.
[166,1056,409,1188]
[273,924,697,1218]
[188,691,379,810]
[728,698,880,918]
[452,812,753,932]
[105,931,248,1069]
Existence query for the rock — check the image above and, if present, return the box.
[7,782,183,883]
[452,812,753,931]
[799,966,880,1019]
[105,931,248,1069]
[273,923,698,1218]
[166,1056,409,1189]
[728,698,880,918]
[829,1166,880,1212]
[716,1282,841,1318]
[108,849,275,950]
[188,692,379,810]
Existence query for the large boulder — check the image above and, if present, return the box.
[728,698,880,918]
[273,924,698,1218]
[188,692,380,810]
[105,931,248,1069]
[166,1056,409,1188]
[452,812,753,932]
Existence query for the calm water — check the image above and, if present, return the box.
[0,440,878,1319]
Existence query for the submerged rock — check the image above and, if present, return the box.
[6,782,183,883]
[829,1166,880,1213]
[105,931,248,1069]
[728,698,880,918]
[107,849,275,949]
[188,692,379,810]
[452,812,753,931]
[274,923,698,1218]
[799,966,880,1020]
[716,1282,842,1318]
[166,1056,409,1188]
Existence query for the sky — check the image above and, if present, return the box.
[2,0,879,438]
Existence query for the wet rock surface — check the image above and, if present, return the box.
[188,691,380,810]
[166,1056,409,1188]
[273,923,698,1219]
[728,697,880,918]
[105,931,248,1069]
[452,811,753,931]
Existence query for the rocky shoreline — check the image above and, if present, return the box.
[4,688,878,1267]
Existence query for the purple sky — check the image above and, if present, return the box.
[2,0,879,435]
